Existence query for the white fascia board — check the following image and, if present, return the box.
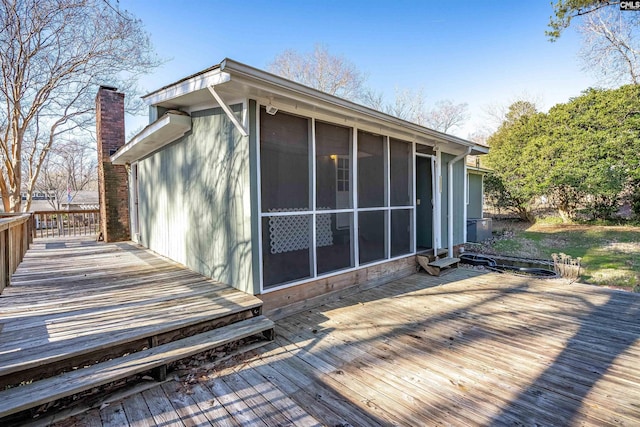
[111,113,192,165]
[220,58,487,153]
[143,70,231,106]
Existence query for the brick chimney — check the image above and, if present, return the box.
[96,86,130,242]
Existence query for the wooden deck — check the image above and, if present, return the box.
[0,236,266,390]
[57,268,640,426]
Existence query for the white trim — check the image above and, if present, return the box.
[463,163,468,243]
[111,113,191,165]
[385,136,391,259]
[352,127,359,268]
[447,147,471,257]
[220,59,487,154]
[207,86,249,137]
[354,206,413,212]
[261,210,313,217]
[431,156,437,253]
[481,173,485,219]
[256,102,264,293]
[412,142,417,254]
[414,152,437,253]
[130,162,140,242]
[435,149,442,254]
[143,59,488,158]
[311,118,317,278]
[256,110,417,294]
[144,69,231,106]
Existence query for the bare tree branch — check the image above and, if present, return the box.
[578,8,640,85]
[268,44,368,101]
[0,0,160,211]
[423,100,469,133]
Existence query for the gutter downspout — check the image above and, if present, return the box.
[447,147,472,258]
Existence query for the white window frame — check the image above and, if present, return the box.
[257,104,417,294]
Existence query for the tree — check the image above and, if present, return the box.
[36,139,97,210]
[578,8,640,85]
[485,102,544,221]
[384,87,427,123]
[547,0,618,40]
[548,1,640,85]
[268,44,367,101]
[269,47,470,134]
[545,85,640,219]
[362,87,468,133]
[0,0,159,212]
[486,85,640,222]
[423,100,469,133]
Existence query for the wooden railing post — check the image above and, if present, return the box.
[1,229,8,293]
[0,213,34,294]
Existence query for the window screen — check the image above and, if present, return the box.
[357,131,385,208]
[358,210,386,264]
[389,138,413,206]
[262,215,312,287]
[316,213,354,275]
[316,122,352,210]
[260,109,310,211]
[391,209,412,257]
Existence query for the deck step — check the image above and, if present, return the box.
[418,256,460,276]
[0,295,263,381]
[428,257,460,268]
[0,315,274,419]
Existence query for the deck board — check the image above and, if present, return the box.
[0,236,264,382]
[7,238,638,426]
[56,267,640,427]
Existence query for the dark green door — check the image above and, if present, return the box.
[416,156,433,250]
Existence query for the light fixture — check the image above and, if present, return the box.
[265,97,278,115]
[265,105,278,115]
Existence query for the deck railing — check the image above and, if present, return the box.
[0,213,33,293]
[32,210,100,239]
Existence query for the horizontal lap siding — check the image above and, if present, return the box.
[138,105,254,293]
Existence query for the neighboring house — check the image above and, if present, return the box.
[0,191,99,212]
[61,190,100,211]
[108,59,488,310]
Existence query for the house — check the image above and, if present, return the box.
[1,191,99,213]
[104,59,488,313]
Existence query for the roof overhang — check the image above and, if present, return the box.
[136,58,489,157]
[111,112,191,165]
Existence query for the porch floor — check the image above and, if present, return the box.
[59,268,640,426]
[0,236,264,389]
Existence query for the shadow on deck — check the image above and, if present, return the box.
[64,267,640,426]
[0,236,273,424]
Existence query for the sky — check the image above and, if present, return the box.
[117,0,600,139]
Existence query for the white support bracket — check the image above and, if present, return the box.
[207,86,249,137]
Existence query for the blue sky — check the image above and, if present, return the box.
[118,1,599,138]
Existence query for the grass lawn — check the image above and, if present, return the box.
[467,220,640,290]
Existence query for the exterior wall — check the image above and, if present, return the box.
[96,87,130,242]
[137,104,255,294]
[468,172,483,219]
[440,153,466,248]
